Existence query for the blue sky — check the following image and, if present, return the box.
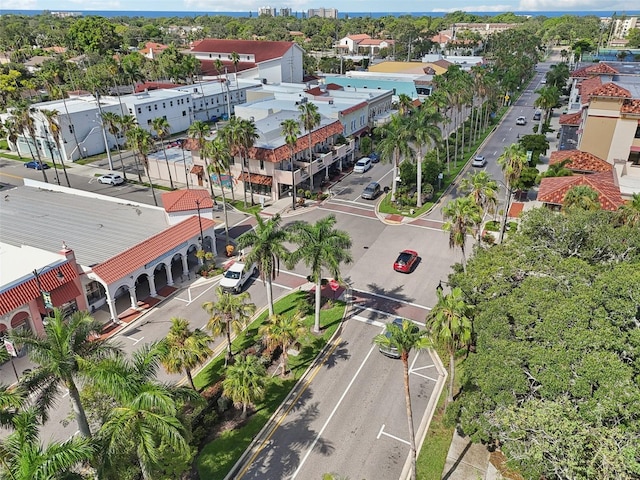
[4,0,640,13]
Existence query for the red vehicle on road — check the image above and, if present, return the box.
[393,250,419,273]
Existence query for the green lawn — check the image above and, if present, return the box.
[195,290,345,479]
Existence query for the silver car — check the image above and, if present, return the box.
[362,182,381,200]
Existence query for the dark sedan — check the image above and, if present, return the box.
[393,249,419,273]
[24,161,50,170]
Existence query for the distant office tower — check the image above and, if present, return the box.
[258,6,277,16]
[307,7,338,18]
[280,7,292,16]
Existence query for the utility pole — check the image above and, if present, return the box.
[94,92,114,171]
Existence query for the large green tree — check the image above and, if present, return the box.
[222,355,267,419]
[258,313,306,377]
[67,16,122,55]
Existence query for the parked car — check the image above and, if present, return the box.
[353,157,372,173]
[98,173,125,185]
[369,152,380,163]
[516,116,527,125]
[393,249,419,273]
[362,182,381,200]
[472,155,487,168]
[533,111,542,121]
[220,260,258,293]
[379,318,419,358]
[24,161,49,170]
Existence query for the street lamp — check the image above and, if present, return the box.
[194,198,205,252]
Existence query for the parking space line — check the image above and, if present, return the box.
[350,315,385,328]
[125,335,144,345]
[271,282,293,290]
[377,424,410,445]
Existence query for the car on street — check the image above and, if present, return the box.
[471,155,487,168]
[533,111,542,121]
[379,317,418,358]
[98,173,125,185]
[369,152,380,163]
[393,249,418,273]
[361,182,381,200]
[24,161,50,170]
[516,116,527,125]
[353,157,372,173]
[220,260,258,293]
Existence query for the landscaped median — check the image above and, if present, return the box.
[193,289,347,479]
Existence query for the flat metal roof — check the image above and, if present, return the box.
[0,185,170,268]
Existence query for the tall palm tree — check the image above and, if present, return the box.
[160,317,212,390]
[101,111,127,180]
[259,313,306,377]
[0,408,95,480]
[617,192,640,227]
[396,93,414,116]
[562,185,601,212]
[497,143,527,243]
[237,118,259,205]
[298,101,321,191]
[410,106,442,207]
[373,319,430,480]
[2,117,22,158]
[202,287,257,364]
[222,354,266,419]
[377,114,412,202]
[94,343,197,480]
[0,383,26,428]
[230,51,240,82]
[126,126,158,206]
[117,114,142,181]
[9,309,120,438]
[427,288,474,404]
[151,117,175,189]
[237,213,290,317]
[442,197,482,273]
[459,171,499,240]
[203,137,231,243]
[287,215,353,333]
[40,109,69,187]
[188,120,215,199]
[15,105,48,183]
[281,118,301,210]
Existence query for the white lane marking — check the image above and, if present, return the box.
[318,205,378,221]
[291,344,377,479]
[330,197,376,209]
[125,335,144,345]
[351,290,432,312]
[271,282,293,291]
[351,315,386,328]
[377,425,410,445]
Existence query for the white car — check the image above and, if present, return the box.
[472,155,487,168]
[516,116,527,125]
[220,261,258,293]
[98,173,125,185]
[353,157,372,173]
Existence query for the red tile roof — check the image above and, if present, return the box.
[579,77,603,103]
[587,82,632,100]
[571,62,619,78]
[346,34,371,41]
[0,262,79,316]
[134,81,183,93]
[621,98,640,115]
[326,83,343,91]
[92,216,216,284]
[161,189,214,213]
[549,150,612,173]
[239,172,273,186]
[537,171,624,211]
[433,59,453,69]
[190,39,295,63]
[559,111,582,126]
[340,101,367,116]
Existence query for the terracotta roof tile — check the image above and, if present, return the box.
[239,172,273,185]
[0,262,78,316]
[549,149,612,173]
[325,83,343,91]
[190,39,295,63]
[161,189,213,213]
[579,77,602,103]
[92,216,215,284]
[621,98,640,115]
[537,171,624,211]
[571,62,619,78]
[587,82,632,100]
[559,111,582,126]
[340,101,367,116]
[347,34,371,41]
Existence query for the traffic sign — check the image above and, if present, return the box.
[3,339,17,357]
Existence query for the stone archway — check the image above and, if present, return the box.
[171,254,183,283]
[186,244,199,271]
[134,274,151,300]
[153,263,169,292]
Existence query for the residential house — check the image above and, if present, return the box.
[336,34,394,55]
[139,42,169,60]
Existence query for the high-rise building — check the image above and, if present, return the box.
[258,6,277,16]
[307,7,338,19]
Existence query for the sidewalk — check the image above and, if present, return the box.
[442,430,500,480]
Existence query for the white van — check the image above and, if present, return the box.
[354,157,372,173]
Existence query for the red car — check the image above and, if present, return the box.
[394,250,419,273]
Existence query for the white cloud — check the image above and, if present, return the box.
[432,5,515,13]
[182,0,260,11]
[518,0,637,11]
[2,0,37,8]
[66,0,121,6]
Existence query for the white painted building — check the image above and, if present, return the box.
[114,88,193,134]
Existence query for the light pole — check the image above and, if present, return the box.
[195,198,205,252]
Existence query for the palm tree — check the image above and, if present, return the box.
[259,313,306,377]
[534,85,561,124]
[298,101,321,191]
[287,215,353,333]
[459,171,498,240]
[9,309,120,438]
[0,408,95,480]
[15,105,48,183]
[117,114,142,181]
[0,383,26,428]
[236,213,290,317]
[237,118,259,205]
[202,287,257,364]
[617,193,640,227]
[203,137,231,244]
[396,93,414,116]
[281,118,301,209]
[562,185,601,212]
[160,317,212,390]
[377,114,412,202]
[151,117,174,189]
[126,125,158,206]
[100,111,128,180]
[427,288,474,404]
[442,197,482,273]
[497,143,527,243]
[40,109,71,187]
[188,120,216,199]
[2,117,22,158]
[373,319,430,480]
[230,51,240,82]
[222,354,266,419]
[539,158,573,179]
[410,106,442,207]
